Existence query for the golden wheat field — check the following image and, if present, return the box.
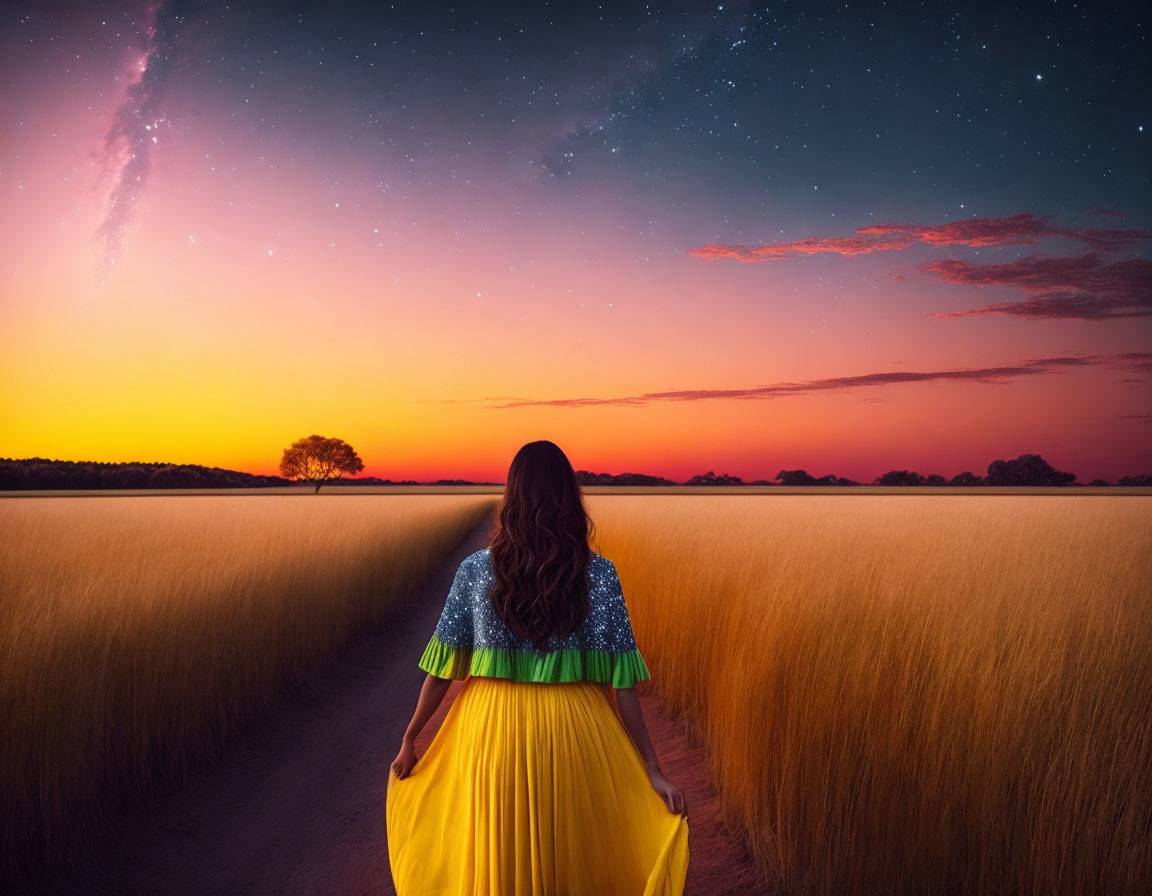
[586,494,1152,895]
[4,492,1151,894]
[0,494,497,879]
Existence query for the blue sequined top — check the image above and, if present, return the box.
[417,548,652,687]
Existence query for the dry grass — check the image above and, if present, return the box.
[0,494,497,879]
[587,494,1152,895]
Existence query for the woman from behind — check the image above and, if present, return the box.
[386,439,689,895]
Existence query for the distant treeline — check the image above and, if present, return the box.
[2,454,1148,490]
[0,459,291,490]
[581,454,1150,487]
[0,458,500,490]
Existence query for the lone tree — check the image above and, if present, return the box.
[279,435,364,493]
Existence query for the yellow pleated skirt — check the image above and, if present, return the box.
[386,675,690,895]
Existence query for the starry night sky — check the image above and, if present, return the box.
[2,0,1149,482]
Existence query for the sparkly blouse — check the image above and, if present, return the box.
[417,548,651,687]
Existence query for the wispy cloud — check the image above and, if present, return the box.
[689,232,917,261]
[924,253,1152,320]
[414,351,1152,409]
[687,213,1150,262]
[1085,207,1130,218]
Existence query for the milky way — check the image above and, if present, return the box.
[95,0,205,279]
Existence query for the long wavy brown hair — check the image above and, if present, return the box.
[487,441,598,653]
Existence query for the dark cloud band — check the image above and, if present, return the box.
[415,351,1151,408]
[924,253,1152,321]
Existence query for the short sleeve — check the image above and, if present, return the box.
[601,559,652,688]
[416,558,474,679]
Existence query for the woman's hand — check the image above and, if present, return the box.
[647,767,688,817]
[391,735,418,779]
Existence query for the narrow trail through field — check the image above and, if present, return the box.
[22,518,774,895]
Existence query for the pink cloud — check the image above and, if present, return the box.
[859,214,1054,247]
[688,213,1150,261]
[687,233,915,262]
[420,352,1152,409]
[922,253,1152,321]
[863,214,1148,251]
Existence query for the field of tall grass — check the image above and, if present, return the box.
[587,494,1152,895]
[0,494,496,880]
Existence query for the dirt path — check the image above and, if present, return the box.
[20,519,774,895]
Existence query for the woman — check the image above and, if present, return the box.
[386,440,690,895]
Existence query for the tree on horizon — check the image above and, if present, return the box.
[873,453,1078,487]
[985,453,1076,486]
[279,435,364,494]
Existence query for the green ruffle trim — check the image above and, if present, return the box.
[417,632,651,688]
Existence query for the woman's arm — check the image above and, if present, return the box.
[404,673,454,742]
[615,685,662,771]
[391,673,453,778]
[615,685,688,816]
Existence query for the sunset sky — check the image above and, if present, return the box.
[2,0,1149,483]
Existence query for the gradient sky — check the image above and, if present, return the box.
[1,0,1149,483]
